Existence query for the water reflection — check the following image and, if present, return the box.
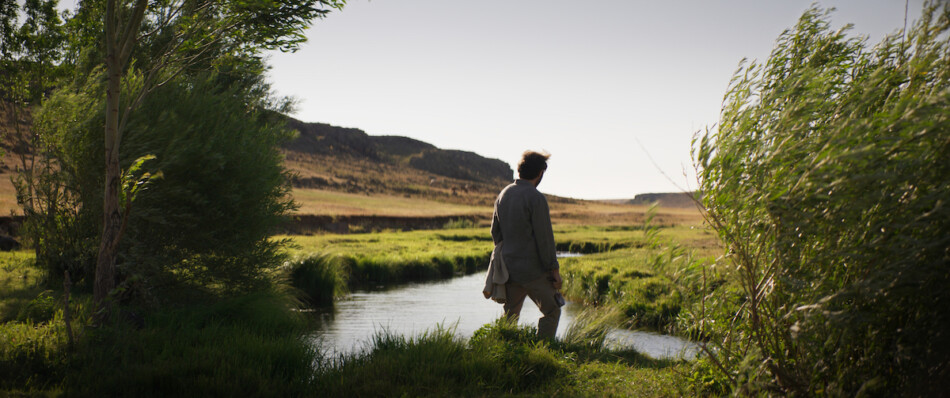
[309,272,700,360]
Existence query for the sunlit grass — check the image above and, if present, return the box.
[313,317,688,397]
[558,224,721,334]
[280,228,489,257]
[0,251,45,323]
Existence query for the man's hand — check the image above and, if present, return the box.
[550,269,563,290]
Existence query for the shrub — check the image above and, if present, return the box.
[27,66,297,298]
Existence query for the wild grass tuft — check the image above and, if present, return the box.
[287,254,348,306]
[561,306,620,351]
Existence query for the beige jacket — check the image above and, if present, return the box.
[482,241,509,303]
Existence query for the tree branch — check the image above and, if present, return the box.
[118,0,149,65]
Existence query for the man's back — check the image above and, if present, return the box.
[489,150,562,340]
[490,180,558,284]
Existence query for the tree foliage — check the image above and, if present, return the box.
[694,4,950,396]
[56,0,339,314]
[18,0,344,302]
[0,0,66,104]
[36,66,298,297]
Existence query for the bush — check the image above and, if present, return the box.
[19,82,102,289]
[28,65,297,298]
[693,4,950,395]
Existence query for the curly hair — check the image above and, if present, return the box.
[517,151,550,180]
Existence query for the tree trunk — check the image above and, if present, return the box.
[93,0,122,320]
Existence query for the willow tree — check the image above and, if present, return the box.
[694,3,950,395]
[93,0,345,315]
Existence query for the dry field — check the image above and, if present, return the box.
[291,186,702,227]
[0,168,702,228]
[0,173,18,216]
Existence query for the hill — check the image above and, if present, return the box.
[281,117,513,206]
[623,192,699,209]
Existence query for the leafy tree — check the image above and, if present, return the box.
[0,0,65,108]
[694,4,950,395]
[36,64,297,299]
[83,0,344,315]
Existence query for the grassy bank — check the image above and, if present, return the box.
[559,225,721,334]
[1,255,700,397]
[280,224,711,307]
[281,223,721,330]
[312,317,691,397]
[2,219,718,395]
[280,229,494,304]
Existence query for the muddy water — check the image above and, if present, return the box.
[308,265,701,360]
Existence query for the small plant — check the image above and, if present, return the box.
[442,218,476,229]
[16,290,58,324]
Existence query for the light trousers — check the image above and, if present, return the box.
[503,275,561,339]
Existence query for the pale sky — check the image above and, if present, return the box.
[265,0,923,199]
[58,0,926,199]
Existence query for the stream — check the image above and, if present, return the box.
[308,256,701,360]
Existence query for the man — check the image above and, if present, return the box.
[490,150,562,339]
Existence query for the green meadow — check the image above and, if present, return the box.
[280,222,720,336]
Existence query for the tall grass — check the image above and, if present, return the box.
[0,252,47,322]
[1,254,318,397]
[65,291,316,397]
[559,224,716,334]
[0,254,89,393]
[287,254,348,306]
